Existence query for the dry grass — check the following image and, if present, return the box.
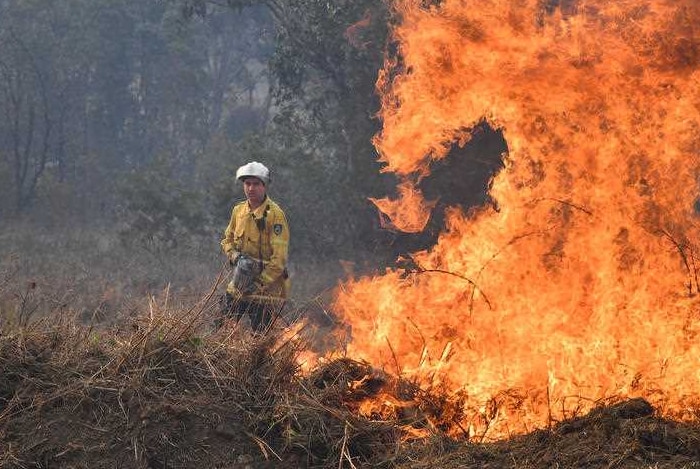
[0,221,220,326]
[0,221,352,328]
[398,398,700,468]
[3,290,700,469]
[0,283,407,468]
[4,224,700,468]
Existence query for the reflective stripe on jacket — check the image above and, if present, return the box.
[221,196,290,299]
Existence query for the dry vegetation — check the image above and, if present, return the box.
[3,294,700,468]
[0,288,400,468]
[0,222,342,326]
[3,226,700,468]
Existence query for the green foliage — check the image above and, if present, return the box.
[4,0,409,287]
[1,0,276,218]
[0,1,57,212]
[247,0,396,263]
[117,156,210,252]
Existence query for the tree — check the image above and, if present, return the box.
[0,11,54,213]
[173,0,397,263]
[0,0,276,220]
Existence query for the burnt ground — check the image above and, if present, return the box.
[2,305,700,469]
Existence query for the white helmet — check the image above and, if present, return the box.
[236,161,270,185]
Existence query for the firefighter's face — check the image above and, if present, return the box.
[243,177,266,206]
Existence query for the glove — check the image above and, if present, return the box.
[227,250,240,266]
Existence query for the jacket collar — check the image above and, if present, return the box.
[246,196,271,218]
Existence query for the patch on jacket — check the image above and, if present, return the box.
[273,223,283,235]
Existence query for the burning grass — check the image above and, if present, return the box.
[2,293,700,468]
[3,217,694,468]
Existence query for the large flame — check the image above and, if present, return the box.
[334,0,700,439]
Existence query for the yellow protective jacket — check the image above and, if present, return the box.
[221,196,290,300]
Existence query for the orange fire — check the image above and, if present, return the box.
[334,0,700,439]
[370,181,437,233]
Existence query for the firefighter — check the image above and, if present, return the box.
[220,161,290,332]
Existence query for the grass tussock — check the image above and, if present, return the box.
[0,287,408,469]
[3,290,700,468]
